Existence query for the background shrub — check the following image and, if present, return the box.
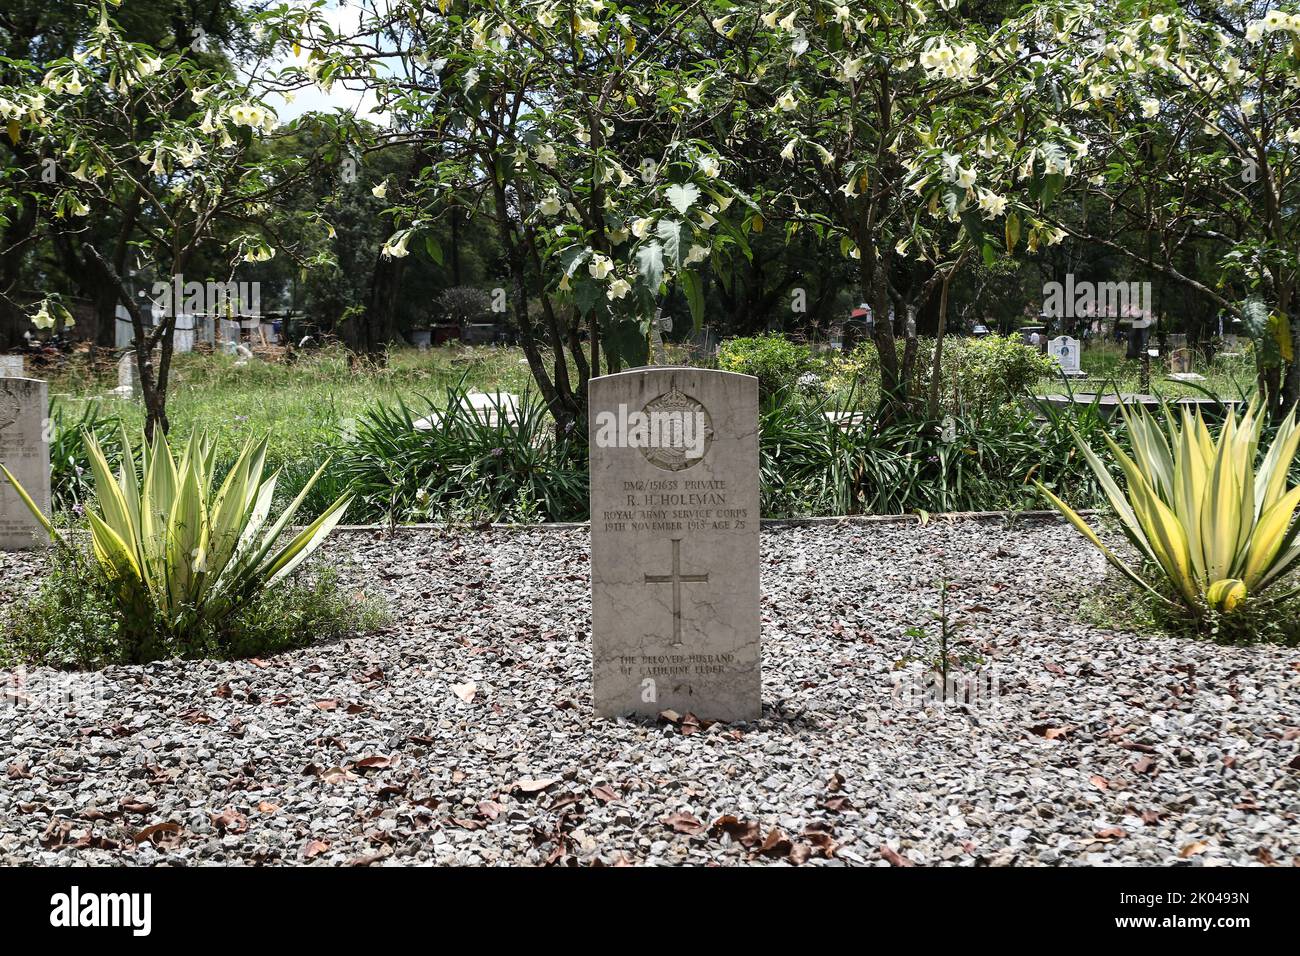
[759,395,1117,517]
[718,334,820,400]
[834,335,1056,415]
[49,400,125,517]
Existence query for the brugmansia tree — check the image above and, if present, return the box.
[1040,402,1300,617]
[296,0,749,432]
[722,0,1076,416]
[0,0,337,437]
[1039,1,1300,417]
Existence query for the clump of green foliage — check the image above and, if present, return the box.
[2,426,353,663]
[0,543,388,669]
[718,334,821,400]
[835,334,1056,415]
[336,382,588,524]
[1041,402,1300,620]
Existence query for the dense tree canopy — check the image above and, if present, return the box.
[3,0,1300,427]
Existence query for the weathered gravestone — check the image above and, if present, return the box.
[1168,347,1194,374]
[0,378,51,550]
[1048,336,1084,377]
[1167,347,1205,382]
[116,352,139,398]
[589,368,760,722]
[0,355,24,378]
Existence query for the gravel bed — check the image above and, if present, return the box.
[1,520,1297,866]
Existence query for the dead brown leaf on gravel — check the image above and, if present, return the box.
[210,809,248,834]
[661,811,705,835]
[880,845,913,867]
[134,822,183,847]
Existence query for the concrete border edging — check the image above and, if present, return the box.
[330,509,1100,534]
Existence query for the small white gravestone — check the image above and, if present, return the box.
[0,355,24,378]
[1048,336,1085,377]
[114,305,134,348]
[412,392,521,431]
[589,368,761,722]
[173,312,195,354]
[0,378,51,550]
[114,352,139,399]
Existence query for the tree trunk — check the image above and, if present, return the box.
[83,243,171,439]
[360,251,405,359]
[927,270,954,420]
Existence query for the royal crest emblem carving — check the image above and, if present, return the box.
[639,385,713,471]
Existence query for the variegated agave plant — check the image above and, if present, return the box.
[2,428,350,653]
[1039,402,1300,615]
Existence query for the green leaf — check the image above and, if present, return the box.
[1270,312,1294,363]
[573,279,605,317]
[664,183,699,215]
[1005,212,1020,253]
[557,244,591,277]
[959,209,983,245]
[1039,172,1064,209]
[656,219,685,267]
[0,463,59,543]
[680,270,705,334]
[636,241,665,289]
[605,317,650,368]
[942,190,960,220]
[424,236,444,265]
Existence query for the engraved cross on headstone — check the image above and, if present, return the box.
[643,537,709,646]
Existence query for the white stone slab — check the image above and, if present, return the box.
[412,392,521,430]
[589,368,760,722]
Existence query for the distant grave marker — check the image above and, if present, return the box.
[1048,336,1085,377]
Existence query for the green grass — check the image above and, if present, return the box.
[46,344,550,516]
[48,345,541,467]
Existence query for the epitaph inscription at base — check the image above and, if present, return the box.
[589,368,760,722]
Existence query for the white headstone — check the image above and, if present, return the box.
[1048,336,1083,375]
[0,355,24,378]
[589,368,761,722]
[116,352,139,398]
[173,312,195,354]
[0,378,51,550]
[114,305,134,348]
